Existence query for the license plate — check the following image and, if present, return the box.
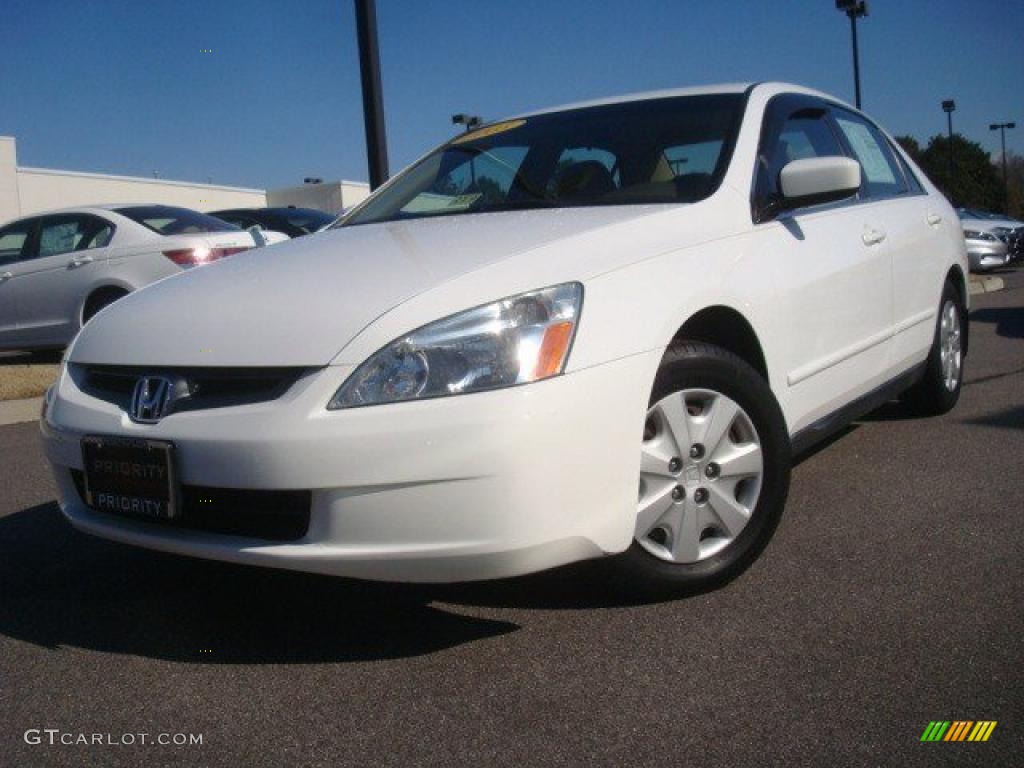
[81,436,179,520]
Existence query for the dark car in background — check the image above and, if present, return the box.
[209,207,336,238]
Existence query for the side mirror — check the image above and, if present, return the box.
[778,156,861,212]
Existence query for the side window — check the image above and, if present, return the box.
[37,215,112,258]
[832,112,907,199]
[0,220,35,265]
[757,107,845,206]
[78,217,114,249]
[889,141,925,195]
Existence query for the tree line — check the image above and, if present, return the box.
[895,134,1023,219]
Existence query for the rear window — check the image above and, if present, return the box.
[283,209,334,234]
[115,206,240,235]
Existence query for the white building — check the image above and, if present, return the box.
[0,136,370,226]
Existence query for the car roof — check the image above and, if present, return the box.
[211,207,327,216]
[513,82,848,118]
[10,203,182,218]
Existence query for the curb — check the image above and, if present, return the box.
[968,275,1005,295]
[0,397,43,427]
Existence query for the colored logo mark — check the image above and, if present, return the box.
[920,721,997,742]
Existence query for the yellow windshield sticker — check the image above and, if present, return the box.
[453,119,526,144]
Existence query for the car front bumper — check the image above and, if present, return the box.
[41,350,660,582]
[966,244,1009,272]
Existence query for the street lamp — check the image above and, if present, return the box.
[990,121,1016,214]
[452,114,482,133]
[835,1,869,109]
[942,100,956,201]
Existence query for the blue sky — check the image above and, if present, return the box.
[2,0,1021,189]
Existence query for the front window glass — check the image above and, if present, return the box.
[0,221,33,264]
[341,94,744,226]
[116,205,240,235]
[756,108,845,205]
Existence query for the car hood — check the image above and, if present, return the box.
[69,207,663,367]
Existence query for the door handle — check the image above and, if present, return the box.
[927,212,943,226]
[68,255,94,268]
[862,227,887,246]
[0,271,11,282]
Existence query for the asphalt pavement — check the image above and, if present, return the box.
[1,269,1021,767]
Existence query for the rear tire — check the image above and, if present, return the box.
[900,282,964,416]
[612,341,791,595]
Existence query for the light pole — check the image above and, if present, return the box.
[354,0,389,190]
[990,121,1016,214]
[942,100,956,201]
[835,1,868,109]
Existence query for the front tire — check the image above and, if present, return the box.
[613,342,791,594]
[900,282,964,416]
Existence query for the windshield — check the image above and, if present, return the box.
[341,94,744,227]
[116,205,241,235]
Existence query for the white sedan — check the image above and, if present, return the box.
[41,83,968,592]
[0,204,265,351]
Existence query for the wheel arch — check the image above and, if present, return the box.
[670,305,770,383]
[80,281,133,326]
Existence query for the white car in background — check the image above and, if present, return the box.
[0,205,264,351]
[42,83,969,593]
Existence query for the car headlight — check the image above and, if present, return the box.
[328,282,583,409]
[964,229,995,242]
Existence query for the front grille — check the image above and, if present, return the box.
[71,365,307,414]
[70,470,311,541]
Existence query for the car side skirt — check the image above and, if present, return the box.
[790,362,927,457]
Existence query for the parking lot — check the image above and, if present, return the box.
[0,268,1020,767]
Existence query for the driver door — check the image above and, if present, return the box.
[752,95,895,433]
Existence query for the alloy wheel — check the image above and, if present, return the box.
[939,299,962,392]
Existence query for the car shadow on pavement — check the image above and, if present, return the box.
[964,404,1024,432]
[0,502,519,664]
[969,306,1024,339]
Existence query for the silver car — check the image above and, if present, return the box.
[957,208,1024,263]
[963,227,1009,272]
[0,205,263,351]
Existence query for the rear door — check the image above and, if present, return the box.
[751,95,895,433]
[12,213,115,346]
[0,218,38,346]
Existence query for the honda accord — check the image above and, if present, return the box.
[41,83,969,591]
